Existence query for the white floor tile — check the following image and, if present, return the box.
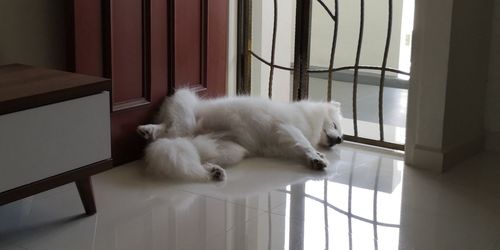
[1,144,500,250]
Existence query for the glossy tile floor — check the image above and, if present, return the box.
[1,144,500,250]
[308,78,409,128]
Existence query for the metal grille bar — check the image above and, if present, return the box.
[348,156,354,249]
[268,0,278,98]
[292,0,313,101]
[288,191,400,228]
[378,0,393,141]
[373,157,382,250]
[327,0,339,101]
[343,135,404,151]
[352,0,365,137]
[317,0,336,20]
[323,179,329,249]
[249,50,409,76]
[276,153,401,248]
[236,0,252,95]
[309,65,408,75]
[237,0,410,151]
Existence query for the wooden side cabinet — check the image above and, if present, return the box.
[0,64,112,215]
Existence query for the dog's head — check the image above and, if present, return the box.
[319,101,343,148]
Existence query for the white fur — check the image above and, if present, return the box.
[138,89,343,181]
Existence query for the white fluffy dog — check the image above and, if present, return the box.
[137,89,343,181]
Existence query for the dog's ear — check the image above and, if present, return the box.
[330,101,341,109]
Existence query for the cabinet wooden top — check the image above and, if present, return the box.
[0,64,111,115]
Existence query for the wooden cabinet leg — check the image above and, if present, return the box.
[75,177,96,215]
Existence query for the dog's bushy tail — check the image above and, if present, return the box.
[145,137,224,181]
[192,133,248,166]
[155,88,199,137]
[144,134,248,181]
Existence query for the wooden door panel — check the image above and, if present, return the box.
[74,0,226,165]
[149,0,168,104]
[110,0,144,106]
[174,0,202,88]
[74,0,102,76]
[171,0,227,97]
[206,0,228,97]
[108,0,167,164]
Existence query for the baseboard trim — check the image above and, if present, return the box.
[442,136,484,171]
[407,145,445,172]
[407,135,484,172]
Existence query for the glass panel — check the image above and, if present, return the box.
[305,180,325,200]
[352,218,376,250]
[307,71,407,144]
[328,209,350,249]
[244,0,414,148]
[249,0,296,101]
[304,197,327,250]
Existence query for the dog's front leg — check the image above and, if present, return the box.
[137,124,166,140]
[275,124,329,170]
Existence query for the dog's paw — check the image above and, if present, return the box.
[204,163,227,181]
[316,151,326,159]
[137,125,155,140]
[307,151,329,170]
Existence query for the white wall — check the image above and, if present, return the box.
[485,0,500,152]
[405,0,495,171]
[228,0,499,169]
[250,0,294,101]
[442,0,493,156]
[0,0,69,69]
[404,0,454,171]
[246,0,407,100]
[310,0,404,70]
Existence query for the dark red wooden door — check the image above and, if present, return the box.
[73,0,228,165]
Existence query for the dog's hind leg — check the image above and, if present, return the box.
[139,89,198,140]
[275,123,329,170]
[202,163,227,181]
[137,124,166,140]
[145,137,226,181]
[210,140,248,166]
[192,134,248,167]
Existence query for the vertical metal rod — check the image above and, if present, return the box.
[347,154,354,250]
[200,0,207,88]
[232,198,248,249]
[289,184,306,250]
[352,0,365,137]
[378,0,393,141]
[268,0,278,98]
[327,0,339,102]
[324,180,330,250]
[292,0,313,101]
[372,157,382,250]
[237,0,252,95]
[166,0,176,95]
[142,0,152,101]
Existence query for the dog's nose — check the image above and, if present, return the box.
[328,136,343,147]
[336,137,343,144]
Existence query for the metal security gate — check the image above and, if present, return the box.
[237,0,410,151]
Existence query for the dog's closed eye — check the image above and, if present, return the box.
[332,122,338,130]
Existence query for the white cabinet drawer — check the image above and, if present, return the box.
[0,92,111,192]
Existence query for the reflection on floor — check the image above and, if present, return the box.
[1,144,500,250]
[308,78,409,128]
[308,78,409,144]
